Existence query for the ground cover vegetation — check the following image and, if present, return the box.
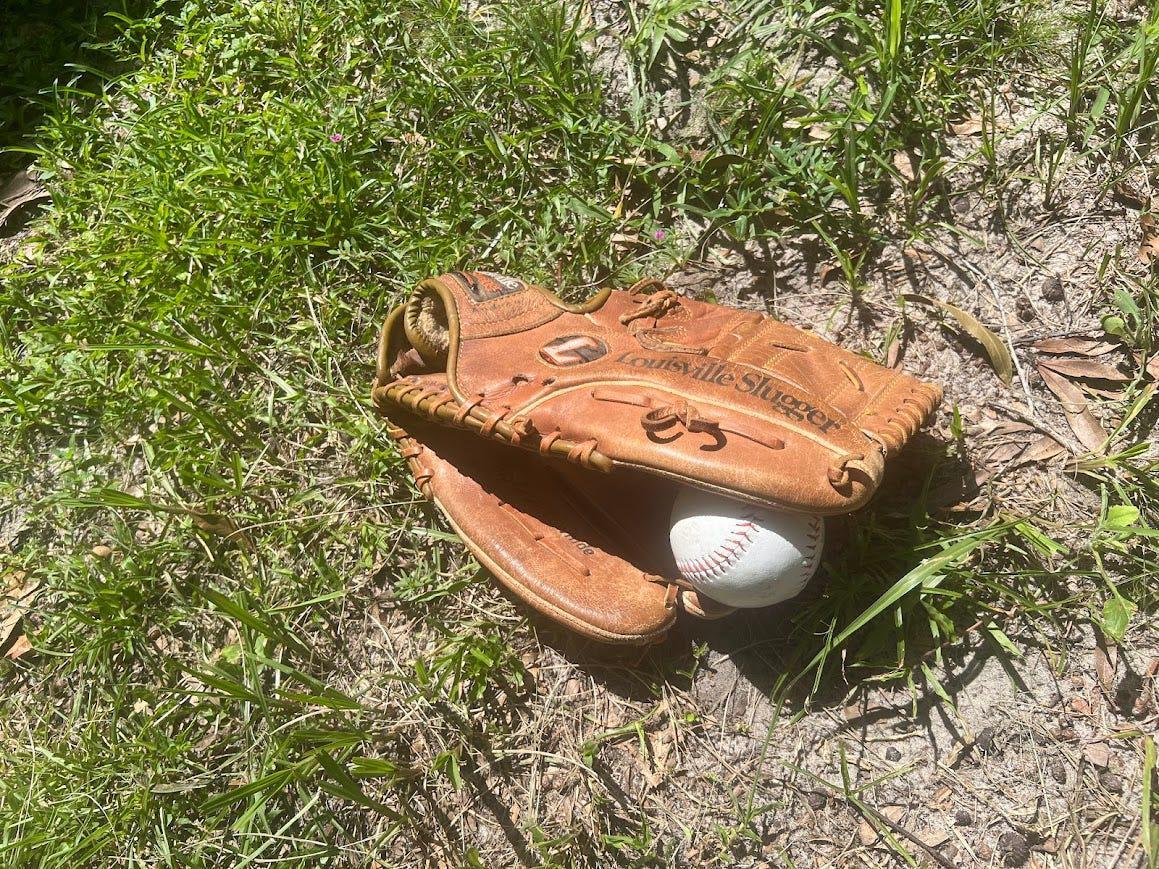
[0,0,1157,864]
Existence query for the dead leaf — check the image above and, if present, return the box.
[858,805,906,846]
[919,830,952,848]
[892,150,916,182]
[1020,435,1066,465]
[1114,180,1150,210]
[885,333,904,369]
[4,635,32,660]
[0,167,49,230]
[985,442,1027,466]
[970,420,1034,438]
[1094,644,1117,696]
[1,571,41,651]
[1037,363,1110,452]
[1033,337,1119,357]
[1037,357,1130,382]
[191,511,253,550]
[904,293,1013,384]
[1083,741,1111,768]
[1140,215,1159,266]
[947,116,983,136]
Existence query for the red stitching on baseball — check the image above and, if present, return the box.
[677,512,766,583]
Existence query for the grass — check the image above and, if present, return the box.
[0,0,1157,864]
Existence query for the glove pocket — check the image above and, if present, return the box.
[397,422,678,644]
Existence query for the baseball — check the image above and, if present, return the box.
[669,488,824,608]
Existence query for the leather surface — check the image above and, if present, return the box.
[387,416,730,644]
[373,271,943,514]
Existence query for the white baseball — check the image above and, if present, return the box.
[669,489,824,608]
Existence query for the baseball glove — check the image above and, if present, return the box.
[373,271,942,515]
[386,414,731,644]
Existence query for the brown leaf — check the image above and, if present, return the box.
[947,116,983,136]
[1038,357,1130,382]
[970,420,1034,438]
[1140,214,1159,266]
[1094,643,1117,696]
[1037,364,1109,453]
[0,167,49,229]
[905,293,1013,384]
[1032,337,1118,357]
[1020,435,1066,465]
[985,442,1027,466]
[4,635,32,660]
[885,333,909,369]
[892,149,917,182]
[191,511,253,549]
[1,571,41,650]
[1114,180,1150,210]
[1083,741,1111,768]
[858,805,906,845]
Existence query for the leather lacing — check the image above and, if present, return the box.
[827,453,875,489]
[861,393,931,454]
[534,429,600,466]
[591,390,788,452]
[838,359,864,391]
[377,377,608,471]
[619,288,682,325]
[385,424,434,495]
[640,401,719,437]
[618,283,712,355]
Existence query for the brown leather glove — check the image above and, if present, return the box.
[374,271,942,515]
[386,415,731,644]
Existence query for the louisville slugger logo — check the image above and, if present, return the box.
[614,352,842,433]
[451,271,526,302]
[539,335,609,366]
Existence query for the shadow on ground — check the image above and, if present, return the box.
[1,0,153,174]
[523,425,1089,728]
